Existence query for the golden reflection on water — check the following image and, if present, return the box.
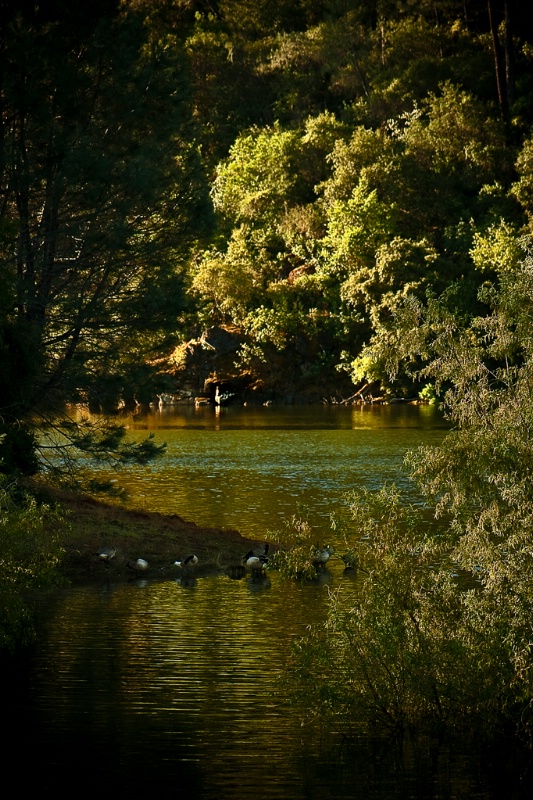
[76,404,447,539]
[17,563,515,799]
[36,572,334,797]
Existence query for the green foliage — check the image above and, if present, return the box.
[184,12,275,161]
[267,505,336,580]
[418,383,438,403]
[190,226,267,324]
[319,125,399,205]
[401,83,508,184]
[511,134,533,218]
[211,124,305,225]
[289,242,533,742]
[183,1,533,398]
[0,2,205,479]
[289,486,456,734]
[0,478,67,651]
[198,67,519,394]
[0,425,41,477]
[35,414,167,494]
[342,220,529,392]
[470,220,523,274]
[4,1,533,471]
[265,13,372,121]
[323,177,396,281]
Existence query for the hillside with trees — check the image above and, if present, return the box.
[174,0,533,406]
[2,0,533,467]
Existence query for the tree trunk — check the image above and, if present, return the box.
[504,0,515,109]
[487,0,508,122]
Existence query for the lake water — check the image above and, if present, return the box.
[90,402,449,539]
[6,405,530,798]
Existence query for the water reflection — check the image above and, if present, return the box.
[126,401,446,431]
[7,570,529,799]
[10,573,334,798]
[9,406,531,798]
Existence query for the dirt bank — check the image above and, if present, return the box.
[53,490,266,585]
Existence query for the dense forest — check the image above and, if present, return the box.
[2,1,533,441]
[3,0,533,748]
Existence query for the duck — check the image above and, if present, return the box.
[244,543,269,574]
[244,552,263,570]
[127,558,149,571]
[95,546,116,562]
[340,552,357,572]
[214,386,236,406]
[313,545,333,569]
[174,554,199,567]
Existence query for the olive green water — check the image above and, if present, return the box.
[90,402,448,538]
[6,405,525,798]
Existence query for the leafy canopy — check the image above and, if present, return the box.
[0,1,210,481]
[288,240,533,742]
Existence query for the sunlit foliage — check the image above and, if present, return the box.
[267,505,337,581]
[289,243,533,742]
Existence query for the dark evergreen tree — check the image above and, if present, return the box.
[0,0,211,476]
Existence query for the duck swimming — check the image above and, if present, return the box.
[244,543,269,575]
[127,558,149,571]
[95,546,116,562]
[313,545,333,569]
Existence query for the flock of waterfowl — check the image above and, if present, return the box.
[94,541,356,583]
[95,543,271,578]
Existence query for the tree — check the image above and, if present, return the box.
[0,2,211,478]
[0,475,66,651]
[193,115,371,393]
[289,238,533,742]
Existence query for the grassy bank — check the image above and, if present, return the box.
[1,479,265,652]
[52,489,264,584]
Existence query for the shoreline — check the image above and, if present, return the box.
[52,489,265,585]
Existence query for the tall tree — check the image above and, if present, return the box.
[0,1,211,475]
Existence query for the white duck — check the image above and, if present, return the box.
[244,543,269,574]
[95,546,116,562]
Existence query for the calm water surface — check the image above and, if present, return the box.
[91,403,449,538]
[7,571,522,799]
[7,406,527,798]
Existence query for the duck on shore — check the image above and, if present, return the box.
[174,554,199,567]
[95,546,116,562]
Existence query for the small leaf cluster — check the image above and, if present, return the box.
[0,478,67,651]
